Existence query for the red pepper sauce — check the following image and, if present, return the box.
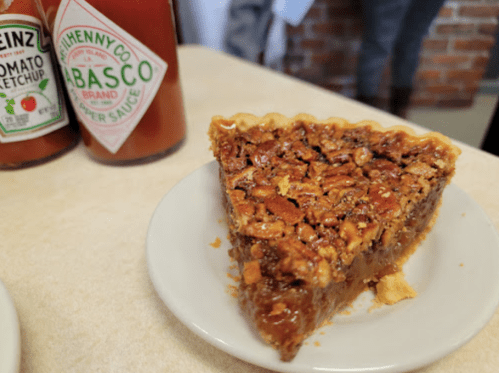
[42,0,186,165]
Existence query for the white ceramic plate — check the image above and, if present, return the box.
[0,279,20,373]
[147,161,499,373]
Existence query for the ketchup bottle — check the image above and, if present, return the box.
[0,0,78,169]
[41,0,186,165]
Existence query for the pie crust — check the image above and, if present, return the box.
[209,113,460,361]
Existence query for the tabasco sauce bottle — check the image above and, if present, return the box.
[41,0,186,165]
[0,0,78,169]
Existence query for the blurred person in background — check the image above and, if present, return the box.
[224,0,313,69]
[224,0,445,120]
[224,0,273,64]
[356,0,446,118]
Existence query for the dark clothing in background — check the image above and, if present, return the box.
[357,0,446,97]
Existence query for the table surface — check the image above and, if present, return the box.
[2,45,499,373]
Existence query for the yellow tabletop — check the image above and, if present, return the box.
[2,45,499,373]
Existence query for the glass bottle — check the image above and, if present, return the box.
[0,0,78,169]
[41,0,186,165]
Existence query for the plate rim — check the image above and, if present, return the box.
[0,279,21,373]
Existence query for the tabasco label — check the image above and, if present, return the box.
[53,0,168,153]
[0,14,70,143]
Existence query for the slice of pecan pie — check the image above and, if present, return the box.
[208,113,460,361]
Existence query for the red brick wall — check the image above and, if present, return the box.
[284,0,499,108]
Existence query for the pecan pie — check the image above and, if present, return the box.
[208,113,460,361]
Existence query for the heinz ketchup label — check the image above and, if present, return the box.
[53,0,167,153]
[0,14,69,143]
